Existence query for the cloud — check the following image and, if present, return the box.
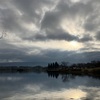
[78,34,93,42]
[83,0,100,32]
[33,29,78,41]
[0,8,22,32]
[0,0,100,64]
[39,0,95,42]
[95,31,100,40]
[0,0,52,36]
[0,43,100,64]
[45,0,93,25]
[0,0,97,42]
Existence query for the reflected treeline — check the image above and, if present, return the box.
[47,71,81,82]
[48,72,59,79]
[47,72,73,82]
[47,71,100,82]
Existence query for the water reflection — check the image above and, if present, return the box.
[47,71,100,83]
[0,73,100,100]
[47,72,76,82]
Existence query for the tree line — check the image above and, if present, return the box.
[47,61,100,73]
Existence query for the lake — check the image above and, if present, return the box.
[0,72,100,100]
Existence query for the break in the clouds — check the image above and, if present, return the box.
[0,0,100,64]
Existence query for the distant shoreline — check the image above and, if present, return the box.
[0,61,100,76]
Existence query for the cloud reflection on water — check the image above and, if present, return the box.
[7,88,86,100]
[0,73,100,100]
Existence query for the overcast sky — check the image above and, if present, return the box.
[0,0,100,65]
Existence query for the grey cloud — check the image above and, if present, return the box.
[0,0,98,41]
[33,29,78,41]
[0,39,41,62]
[41,11,60,29]
[80,47,100,52]
[40,0,95,42]
[83,0,100,32]
[67,51,100,63]
[56,0,93,17]
[22,30,94,43]
[12,0,39,23]
[46,31,78,41]
[0,48,25,62]
[0,40,29,62]
[12,0,55,24]
[0,0,100,64]
[95,31,100,40]
[0,45,100,64]
[24,29,93,42]
[0,6,29,38]
[0,47,41,63]
[22,30,93,43]
[84,14,100,32]
[0,0,56,39]
[78,34,93,42]
[38,50,100,64]
[41,0,93,29]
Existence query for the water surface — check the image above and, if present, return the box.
[0,72,100,100]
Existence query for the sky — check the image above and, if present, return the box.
[0,0,100,65]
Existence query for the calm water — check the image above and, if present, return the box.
[0,72,100,100]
